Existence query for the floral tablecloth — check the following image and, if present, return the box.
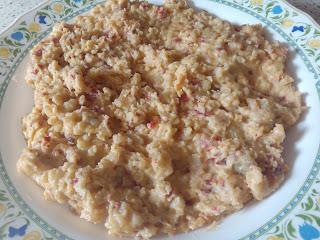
[0,0,319,33]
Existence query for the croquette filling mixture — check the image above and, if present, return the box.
[18,0,302,238]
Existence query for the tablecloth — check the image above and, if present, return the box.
[0,0,319,32]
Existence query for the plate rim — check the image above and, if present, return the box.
[0,0,319,239]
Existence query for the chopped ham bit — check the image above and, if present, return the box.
[179,93,189,102]
[189,78,200,86]
[140,2,149,9]
[212,135,222,141]
[44,134,51,142]
[212,207,221,215]
[155,7,167,19]
[82,64,89,76]
[141,92,152,100]
[103,30,113,40]
[38,64,44,70]
[34,49,42,57]
[193,109,210,117]
[234,26,241,32]
[216,42,228,52]
[204,177,215,185]
[279,96,287,103]
[85,89,98,102]
[173,37,182,43]
[93,105,104,114]
[207,157,216,162]
[200,187,212,194]
[200,137,211,150]
[52,37,60,44]
[147,116,160,129]
[64,23,75,31]
[32,69,39,75]
[89,88,98,97]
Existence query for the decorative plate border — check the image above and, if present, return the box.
[0,0,319,240]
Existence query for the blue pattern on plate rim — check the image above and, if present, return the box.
[0,0,319,239]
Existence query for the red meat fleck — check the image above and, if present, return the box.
[104,30,117,41]
[204,177,216,185]
[207,157,216,163]
[34,49,42,57]
[140,2,149,9]
[179,93,189,102]
[234,26,241,32]
[212,135,222,141]
[37,64,44,70]
[155,7,167,19]
[103,31,112,40]
[200,137,211,149]
[32,68,39,75]
[93,106,104,114]
[44,134,50,142]
[64,23,75,31]
[52,37,60,44]
[147,116,160,129]
[190,79,200,86]
[85,89,98,102]
[173,37,182,43]
[201,187,212,194]
[142,92,152,100]
[279,96,287,103]
[212,207,221,214]
[194,109,210,117]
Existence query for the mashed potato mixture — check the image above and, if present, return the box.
[17,0,302,238]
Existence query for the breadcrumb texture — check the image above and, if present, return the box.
[17,0,302,238]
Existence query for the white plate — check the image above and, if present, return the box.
[0,1,319,239]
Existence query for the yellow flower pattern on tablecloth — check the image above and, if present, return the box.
[52,3,64,14]
[22,231,42,240]
[28,22,41,33]
[0,203,6,215]
[307,39,320,49]
[281,19,294,28]
[0,47,10,59]
[251,0,263,6]
[267,236,284,240]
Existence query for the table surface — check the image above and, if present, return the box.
[0,0,319,33]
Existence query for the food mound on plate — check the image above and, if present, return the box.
[17,0,302,238]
